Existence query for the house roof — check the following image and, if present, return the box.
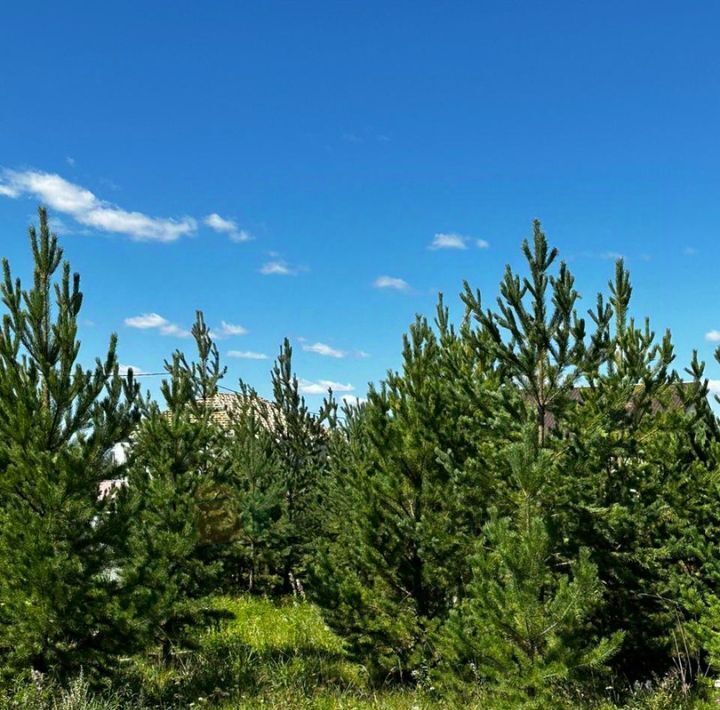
[201,392,279,429]
[539,381,697,431]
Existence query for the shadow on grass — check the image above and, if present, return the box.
[125,637,364,707]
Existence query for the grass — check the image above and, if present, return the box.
[131,595,444,708]
[2,596,718,708]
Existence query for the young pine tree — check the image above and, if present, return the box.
[243,338,335,595]
[462,219,608,446]
[553,261,703,677]
[313,306,506,681]
[222,395,287,594]
[0,208,140,679]
[439,436,623,701]
[118,312,228,659]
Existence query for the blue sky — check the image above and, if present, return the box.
[2,1,720,402]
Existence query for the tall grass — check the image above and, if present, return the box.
[1,596,717,708]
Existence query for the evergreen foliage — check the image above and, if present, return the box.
[241,338,335,595]
[6,210,720,706]
[312,306,511,680]
[461,219,607,446]
[0,208,140,679]
[550,262,712,676]
[118,312,229,659]
[222,400,287,594]
[438,436,623,699]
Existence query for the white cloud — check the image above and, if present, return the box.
[684,247,698,256]
[227,350,269,360]
[706,331,720,343]
[430,232,468,250]
[355,350,371,359]
[341,394,367,406]
[302,342,346,358]
[707,380,720,395]
[124,313,168,329]
[66,156,76,167]
[159,323,191,337]
[204,213,236,232]
[219,320,248,337]
[429,233,490,250]
[260,260,296,276]
[47,216,73,235]
[0,169,196,242]
[373,275,409,291]
[204,213,252,242]
[299,379,354,395]
[124,312,190,337]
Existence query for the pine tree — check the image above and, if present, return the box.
[243,338,335,595]
[0,208,140,679]
[671,352,720,678]
[462,219,608,446]
[551,260,712,677]
[118,311,228,659]
[439,436,623,701]
[222,395,287,594]
[312,305,507,681]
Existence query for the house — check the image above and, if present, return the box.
[100,392,277,498]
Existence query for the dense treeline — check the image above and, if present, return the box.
[2,208,720,706]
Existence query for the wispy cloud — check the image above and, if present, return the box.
[260,260,302,276]
[601,251,625,261]
[572,250,628,263]
[0,169,197,242]
[373,275,410,291]
[227,350,268,360]
[430,232,467,250]
[46,216,74,235]
[706,330,720,342]
[124,313,167,329]
[341,394,367,406]
[684,247,698,256]
[204,213,252,243]
[299,379,354,395]
[210,320,248,339]
[707,379,720,395]
[220,321,248,336]
[124,312,190,338]
[302,342,346,358]
[429,233,490,250]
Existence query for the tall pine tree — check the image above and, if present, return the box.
[313,304,507,681]
[242,338,335,595]
[0,208,140,679]
[118,311,228,659]
[222,395,287,594]
[462,219,608,446]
